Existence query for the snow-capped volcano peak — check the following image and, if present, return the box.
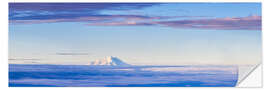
[89,56,130,66]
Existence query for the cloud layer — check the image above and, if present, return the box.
[9,64,238,87]
[9,3,261,30]
[9,58,41,61]
[55,53,89,56]
[9,3,158,20]
[157,16,261,30]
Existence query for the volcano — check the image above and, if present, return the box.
[89,56,130,66]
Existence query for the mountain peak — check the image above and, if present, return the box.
[89,56,130,66]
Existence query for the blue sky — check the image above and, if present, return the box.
[9,3,262,65]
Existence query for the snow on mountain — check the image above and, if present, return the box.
[89,56,130,66]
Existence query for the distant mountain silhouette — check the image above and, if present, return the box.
[89,56,130,66]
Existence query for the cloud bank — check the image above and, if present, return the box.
[9,3,261,30]
[157,16,261,30]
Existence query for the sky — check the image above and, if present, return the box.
[9,3,262,65]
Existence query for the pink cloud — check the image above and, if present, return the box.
[10,15,261,30]
[9,15,159,25]
[157,16,261,30]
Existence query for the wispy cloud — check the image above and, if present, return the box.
[9,3,261,30]
[10,15,154,24]
[157,15,261,30]
[9,3,158,11]
[10,15,208,26]
[87,15,261,30]
[9,3,159,20]
[55,53,89,56]
[9,3,206,26]
[9,58,41,61]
